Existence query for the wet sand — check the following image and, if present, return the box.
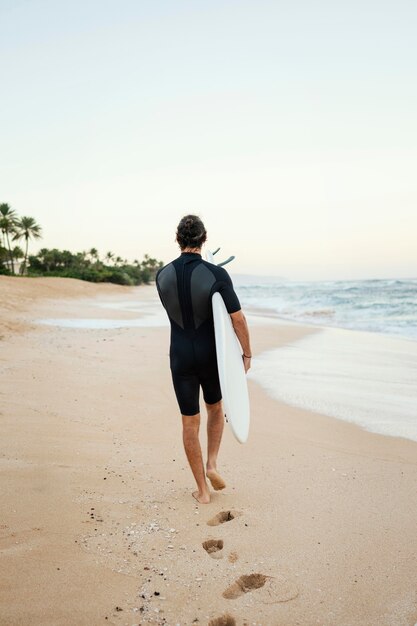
[1,276,416,626]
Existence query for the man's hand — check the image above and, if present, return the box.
[242,354,252,373]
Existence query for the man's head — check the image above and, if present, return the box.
[176,214,207,250]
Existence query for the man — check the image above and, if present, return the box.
[155,215,252,504]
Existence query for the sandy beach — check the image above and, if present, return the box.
[1,276,416,626]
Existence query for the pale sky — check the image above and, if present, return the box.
[1,0,416,280]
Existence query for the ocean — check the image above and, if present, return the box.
[234,277,417,443]
[234,277,417,341]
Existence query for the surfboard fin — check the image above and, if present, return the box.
[217,255,235,267]
[208,248,235,267]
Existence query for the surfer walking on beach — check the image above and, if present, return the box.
[156,215,252,504]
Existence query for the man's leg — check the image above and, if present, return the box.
[205,400,226,490]
[182,413,211,504]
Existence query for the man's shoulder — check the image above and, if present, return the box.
[200,260,231,283]
[156,260,175,282]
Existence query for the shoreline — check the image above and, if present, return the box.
[7,276,415,445]
[1,277,416,625]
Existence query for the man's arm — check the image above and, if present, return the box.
[230,309,252,373]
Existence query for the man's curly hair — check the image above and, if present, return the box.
[176,214,207,250]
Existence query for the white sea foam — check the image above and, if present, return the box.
[249,326,417,442]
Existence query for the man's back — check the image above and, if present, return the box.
[156,251,241,334]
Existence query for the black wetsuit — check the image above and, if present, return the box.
[156,252,241,416]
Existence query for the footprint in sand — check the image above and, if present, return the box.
[223,573,299,603]
[208,614,236,626]
[222,573,268,599]
[202,539,224,559]
[207,510,241,526]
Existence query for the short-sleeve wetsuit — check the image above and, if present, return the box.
[156,251,241,416]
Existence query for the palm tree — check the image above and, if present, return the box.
[105,251,115,265]
[13,216,43,275]
[0,203,19,274]
[88,247,99,264]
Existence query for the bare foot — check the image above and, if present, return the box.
[192,490,211,504]
[206,468,226,491]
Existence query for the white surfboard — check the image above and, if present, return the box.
[206,249,250,443]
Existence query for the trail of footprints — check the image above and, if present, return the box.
[203,510,267,625]
[204,509,299,623]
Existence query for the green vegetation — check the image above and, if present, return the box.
[0,203,163,285]
[27,249,162,285]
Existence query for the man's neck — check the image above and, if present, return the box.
[181,247,202,254]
